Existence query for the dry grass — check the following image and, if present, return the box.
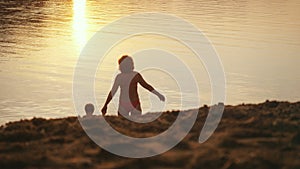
[0,100,299,169]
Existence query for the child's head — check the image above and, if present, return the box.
[118,55,134,73]
[84,103,95,116]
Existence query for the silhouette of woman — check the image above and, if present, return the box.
[101,55,165,117]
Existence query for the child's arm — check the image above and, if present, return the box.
[101,76,120,115]
[137,73,165,101]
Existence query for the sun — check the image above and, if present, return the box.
[72,0,87,50]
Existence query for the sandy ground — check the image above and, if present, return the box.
[0,100,300,169]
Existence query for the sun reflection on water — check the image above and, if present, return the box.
[72,0,87,50]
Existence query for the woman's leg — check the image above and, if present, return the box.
[118,106,130,118]
[130,103,142,117]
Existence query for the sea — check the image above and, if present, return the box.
[1,0,300,124]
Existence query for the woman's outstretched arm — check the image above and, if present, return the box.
[101,76,119,115]
[137,73,165,101]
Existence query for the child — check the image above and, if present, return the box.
[84,103,95,118]
[101,55,165,117]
